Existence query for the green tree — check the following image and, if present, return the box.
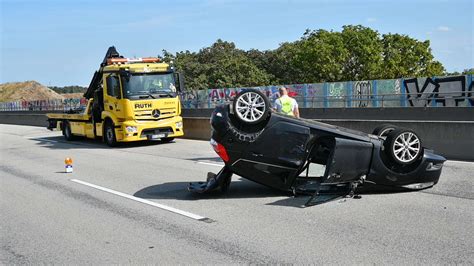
[162,50,209,90]
[290,29,348,83]
[247,42,302,84]
[245,49,278,83]
[340,25,383,80]
[50,85,87,94]
[462,68,474,75]
[162,25,446,90]
[381,33,445,78]
[164,40,272,90]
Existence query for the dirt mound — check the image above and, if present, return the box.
[0,81,65,102]
[61,93,84,99]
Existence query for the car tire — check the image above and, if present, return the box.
[62,121,75,141]
[372,124,397,138]
[384,128,422,165]
[161,137,174,143]
[104,120,117,147]
[232,89,270,125]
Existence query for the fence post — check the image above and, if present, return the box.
[323,82,329,108]
[346,81,352,108]
[468,74,473,107]
[303,84,308,108]
[400,78,407,107]
[372,80,378,107]
[207,89,211,108]
[431,76,437,107]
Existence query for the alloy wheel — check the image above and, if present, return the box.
[393,132,421,163]
[235,91,266,123]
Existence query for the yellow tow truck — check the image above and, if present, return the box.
[47,46,184,146]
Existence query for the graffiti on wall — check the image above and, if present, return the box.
[206,86,298,108]
[171,75,474,109]
[1,75,472,111]
[353,81,372,107]
[327,82,346,107]
[404,76,471,107]
[374,79,402,107]
[177,75,472,109]
[0,98,88,111]
[306,83,325,108]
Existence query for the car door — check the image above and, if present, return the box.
[103,73,124,119]
[234,120,310,190]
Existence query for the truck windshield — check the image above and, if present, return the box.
[122,73,176,99]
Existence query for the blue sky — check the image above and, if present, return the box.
[1,0,473,86]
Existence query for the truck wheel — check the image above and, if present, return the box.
[104,121,117,147]
[62,122,75,141]
[384,128,422,165]
[232,89,270,125]
[372,124,396,138]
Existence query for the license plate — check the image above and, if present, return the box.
[149,134,166,140]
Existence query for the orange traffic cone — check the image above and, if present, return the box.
[65,157,73,173]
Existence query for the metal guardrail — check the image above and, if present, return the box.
[0,99,87,112]
[300,91,473,108]
[181,91,473,109]
[0,91,472,112]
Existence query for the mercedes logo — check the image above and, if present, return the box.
[151,109,160,118]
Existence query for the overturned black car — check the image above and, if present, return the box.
[189,89,446,206]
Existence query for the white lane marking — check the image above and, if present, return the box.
[197,161,224,167]
[70,179,213,222]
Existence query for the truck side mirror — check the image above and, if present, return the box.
[175,72,185,92]
[119,69,130,81]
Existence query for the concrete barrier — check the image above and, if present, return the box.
[316,120,473,161]
[0,111,54,127]
[183,107,474,121]
[182,118,473,161]
[1,110,472,160]
[183,117,211,140]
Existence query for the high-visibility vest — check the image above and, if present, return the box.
[279,96,294,116]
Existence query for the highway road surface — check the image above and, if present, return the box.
[1,124,473,264]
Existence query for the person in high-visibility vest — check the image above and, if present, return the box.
[274,86,300,118]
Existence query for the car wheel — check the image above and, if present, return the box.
[232,89,270,125]
[62,121,74,141]
[384,128,422,165]
[104,121,117,147]
[372,124,396,138]
[161,137,174,143]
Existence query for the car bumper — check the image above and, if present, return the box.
[116,116,184,142]
[367,147,446,189]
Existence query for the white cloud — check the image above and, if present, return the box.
[437,26,451,32]
[366,17,377,23]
